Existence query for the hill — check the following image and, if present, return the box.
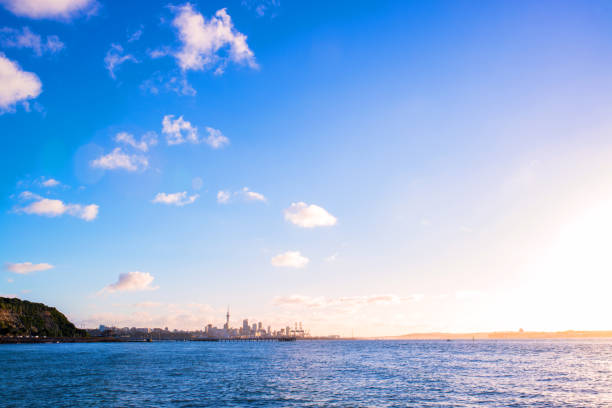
[0,297,86,337]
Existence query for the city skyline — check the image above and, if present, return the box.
[3,0,612,337]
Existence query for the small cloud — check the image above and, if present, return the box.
[162,114,198,145]
[91,147,148,171]
[204,127,229,149]
[152,191,198,207]
[216,187,266,204]
[170,4,257,73]
[19,190,42,200]
[0,0,97,20]
[41,177,60,187]
[17,194,98,221]
[421,218,431,227]
[127,26,143,43]
[141,71,195,96]
[101,271,158,293]
[217,190,230,204]
[271,251,309,268]
[242,0,280,17]
[284,202,337,228]
[0,53,42,113]
[5,262,53,274]
[161,115,228,147]
[115,131,157,152]
[104,44,137,80]
[0,27,64,56]
[242,187,265,202]
[7,278,14,283]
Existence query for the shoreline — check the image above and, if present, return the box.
[3,333,612,344]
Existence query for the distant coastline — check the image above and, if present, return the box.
[379,330,612,340]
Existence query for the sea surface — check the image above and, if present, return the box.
[2,340,612,407]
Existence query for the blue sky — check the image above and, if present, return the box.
[2,0,612,336]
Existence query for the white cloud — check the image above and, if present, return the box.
[284,202,337,228]
[18,190,42,200]
[204,126,229,148]
[161,115,229,148]
[104,44,137,79]
[152,191,198,207]
[162,114,198,145]
[171,4,257,73]
[242,187,265,202]
[0,0,95,19]
[20,197,98,221]
[41,177,60,187]
[5,262,53,274]
[128,27,143,43]
[0,27,64,56]
[217,190,230,204]
[102,271,158,293]
[91,147,148,171]
[216,187,265,204]
[0,53,42,113]
[271,251,309,268]
[141,72,196,96]
[115,131,157,152]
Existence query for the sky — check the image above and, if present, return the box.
[2,0,612,337]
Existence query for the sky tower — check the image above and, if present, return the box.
[224,306,230,330]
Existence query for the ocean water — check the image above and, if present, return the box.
[1,340,612,407]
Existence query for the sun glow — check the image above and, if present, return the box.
[522,199,612,329]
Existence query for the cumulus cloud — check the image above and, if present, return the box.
[152,191,198,207]
[104,44,137,79]
[171,4,257,73]
[284,202,337,228]
[19,195,98,221]
[0,27,64,56]
[217,187,266,204]
[0,53,42,113]
[0,0,96,19]
[115,131,157,152]
[271,251,309,268]
[204,126,229,148]
[217,190,230,204]
[91,147,148,171]
[162,114,198,145]
[5,262,53,274]
[101,271,158,293]
[161,115,229,148]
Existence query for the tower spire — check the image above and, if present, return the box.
[225,305,230,330]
